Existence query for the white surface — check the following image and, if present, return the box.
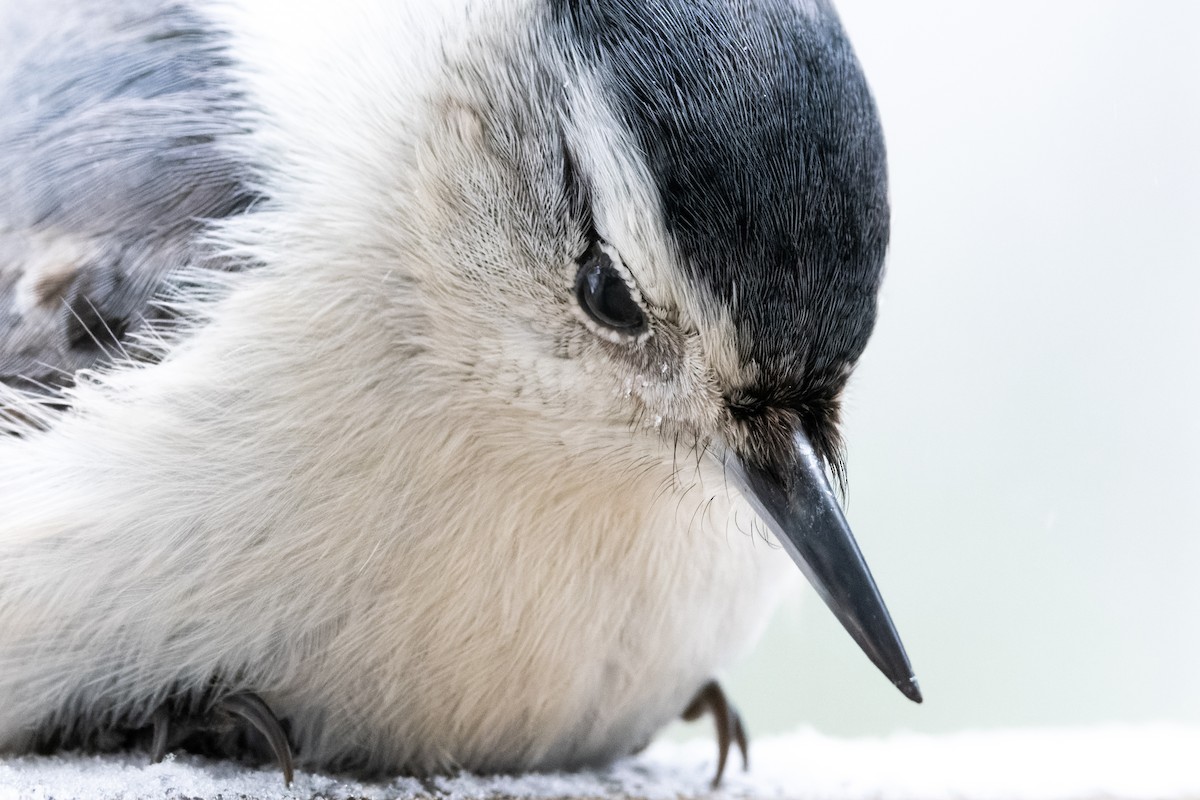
[2,727,1199,800]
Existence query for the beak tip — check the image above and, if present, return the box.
[897,675,923,704]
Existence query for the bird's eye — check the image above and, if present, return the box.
[575,243,647,335]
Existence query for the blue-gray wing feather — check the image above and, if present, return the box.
[0,0,256,392]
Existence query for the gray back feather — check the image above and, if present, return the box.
[0,0,255,393]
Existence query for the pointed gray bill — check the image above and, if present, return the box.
[727,431,922,703]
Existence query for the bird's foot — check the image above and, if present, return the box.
[681,680,748,788]
[150,691,294,785]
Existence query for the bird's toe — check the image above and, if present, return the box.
[146,691,294,786]
[681,679,749,788]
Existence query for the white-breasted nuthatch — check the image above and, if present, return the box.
[0,0,919,785]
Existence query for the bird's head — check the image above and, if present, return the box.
[388,0,918,701]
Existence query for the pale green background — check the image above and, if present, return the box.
[688,0,1200,739]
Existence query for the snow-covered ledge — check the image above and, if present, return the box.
[2,726,1197,800]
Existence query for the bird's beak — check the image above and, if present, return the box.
[727,431,922,703]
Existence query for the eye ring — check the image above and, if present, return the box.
[574,242,648,337]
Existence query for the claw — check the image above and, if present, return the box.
[145,691,294,786]
[150,704,170,764]
[218,692,294,786]
[681,680,749,788]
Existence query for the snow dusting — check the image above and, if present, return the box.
[1,726,1198,800]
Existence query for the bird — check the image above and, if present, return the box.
[0,0,920,787]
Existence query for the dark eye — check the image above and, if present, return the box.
[574,243,647,334]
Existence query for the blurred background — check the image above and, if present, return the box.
[692,0,1200,739]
